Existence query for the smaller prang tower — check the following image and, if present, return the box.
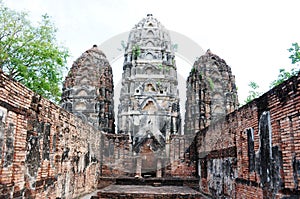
[61,45,115,133]
[184,50,239,135]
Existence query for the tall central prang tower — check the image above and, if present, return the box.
[118,14,181,155]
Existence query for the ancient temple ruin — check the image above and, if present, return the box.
[1,14,300,199]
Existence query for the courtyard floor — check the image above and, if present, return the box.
[87,184,206,198]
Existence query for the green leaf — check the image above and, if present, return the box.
[0,2,69,103]
[244,81,262,104]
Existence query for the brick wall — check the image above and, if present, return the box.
[100,134,132,177]
[0,71,101,198]
[168,135,196,178]
[196,72,300,198]
[99,134,197,179]
[1,68,300,198]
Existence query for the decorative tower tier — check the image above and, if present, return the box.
[118,14,181,153]
[61,45,115,133]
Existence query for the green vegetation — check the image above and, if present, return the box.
[191,67,196,73]
[207,77,214,91]
[199,71,203,79]
[132,45,141,60]
[270,68,298,88]
[0,2,69,103]
[158,64,163,70]
[269,43,299,88]
[244,81,262,104]
[245,43,300,104]
[158,64,170,72]
[288,43,300,64]
[117,40,127,52]
[156,80,161,87]
[172,43,178,52]
[165,66,170,72]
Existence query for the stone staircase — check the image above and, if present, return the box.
[90,177,205,199]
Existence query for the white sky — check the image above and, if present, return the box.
[3,0,300,104]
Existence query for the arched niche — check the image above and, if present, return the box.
[74,102,87,111]
[76,77,91,86]
[142,79,157,92]
[212,105,224,115]
[142,101,156,111]
[141,97,159,111]
[146,53,154,60]
[145,83,156,92]
[211,92,224,102]
[144,64,158,75]
[147,30,155,37]
[77,89,88,97]
[146,41,154,47]
[212,79,223,90]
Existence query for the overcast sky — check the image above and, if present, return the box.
[3,0,300,104]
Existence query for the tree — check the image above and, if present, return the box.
[244,81,262,104]
[270,68,298,88]
[270,43,299,88]
[288,42,300,64]
[0,2,69,103]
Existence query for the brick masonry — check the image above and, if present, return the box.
[99,133,196,179]
[1,66,300,199]
[0,71,101,198]
[195,72,300,198]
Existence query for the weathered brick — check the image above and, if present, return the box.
[194,73,300,198]
[0,71,101,198]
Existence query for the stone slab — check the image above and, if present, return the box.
[97,185,205,199]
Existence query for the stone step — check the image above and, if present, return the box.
[152,182,162,187]
[95,185,205,199]
[115,177,199,187]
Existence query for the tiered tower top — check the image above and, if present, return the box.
[123,14,175,67]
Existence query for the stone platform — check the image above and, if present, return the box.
[115,177,199,187]
[93,185,205,199]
